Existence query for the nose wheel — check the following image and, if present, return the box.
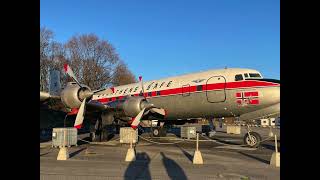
[243,131,261,148]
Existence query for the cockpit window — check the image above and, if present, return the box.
[235,74,243,81]
[249,73,261,78]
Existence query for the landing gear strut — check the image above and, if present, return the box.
[90,113,115,142]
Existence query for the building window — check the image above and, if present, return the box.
[235,74,243,81]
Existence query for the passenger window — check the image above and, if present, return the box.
[134,86,138,92]
[167,81,173,87]
[244,73,248,78]
[197,85,203,91]
[235,74,243,81]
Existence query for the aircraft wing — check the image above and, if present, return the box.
[40,91,60,101]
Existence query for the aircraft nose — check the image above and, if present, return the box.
[275,86,280,103]
[261,85,280,105]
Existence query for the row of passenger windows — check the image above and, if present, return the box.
[235,73,262,81]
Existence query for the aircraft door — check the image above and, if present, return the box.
[206,76,226,103]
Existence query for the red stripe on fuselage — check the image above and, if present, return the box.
[95,80,279,103]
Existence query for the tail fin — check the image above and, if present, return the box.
[49,69,61,96]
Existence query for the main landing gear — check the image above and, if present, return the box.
[151,121,167,137]
[90,113,115,142]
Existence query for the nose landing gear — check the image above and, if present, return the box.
[243,125,262,148]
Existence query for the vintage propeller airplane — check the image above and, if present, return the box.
[40,64,280,147]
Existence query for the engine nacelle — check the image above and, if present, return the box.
[109,96,151,118]
[60,82,91,109]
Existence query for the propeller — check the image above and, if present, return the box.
[129,75,167,129]
[64,64,82,88]
[138,76,145,97]
[74,98,86,129]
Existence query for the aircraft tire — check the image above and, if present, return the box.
[152,127,160,137]
[243,132,261,148]
[152,127,167,137]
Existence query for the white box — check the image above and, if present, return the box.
[52,127,77,147]
[120,127,138,144]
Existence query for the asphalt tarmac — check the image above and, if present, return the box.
[40,126,280,180]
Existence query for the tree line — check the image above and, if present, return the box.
[40,27,136,92]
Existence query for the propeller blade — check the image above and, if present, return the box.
[74,98,86,129]
[139,76,145,97]
[92,87,106,94]
[150,108,166,116]
[64,64,82,88]
[131,108,146,129]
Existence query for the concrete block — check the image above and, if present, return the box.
[125,148,136,162]
[193,150,203,164]
[57,147,69,160]
[270,152,280,167]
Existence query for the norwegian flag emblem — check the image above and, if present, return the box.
[236,91,259,106]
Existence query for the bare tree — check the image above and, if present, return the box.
[112,61,137,86]
[40,27,54,91]
[40,29,135,91]
[65,34,120,90]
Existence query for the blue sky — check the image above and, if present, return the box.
[40,0,280,80]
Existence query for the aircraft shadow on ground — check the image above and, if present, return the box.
[124,152,152,180]
[69,147,87,158]
[238,151,270,164]
[175,145,193,162]
[124,152,187,180]
[160,152,188,180]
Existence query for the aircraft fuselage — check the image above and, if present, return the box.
[91,68,280,121]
